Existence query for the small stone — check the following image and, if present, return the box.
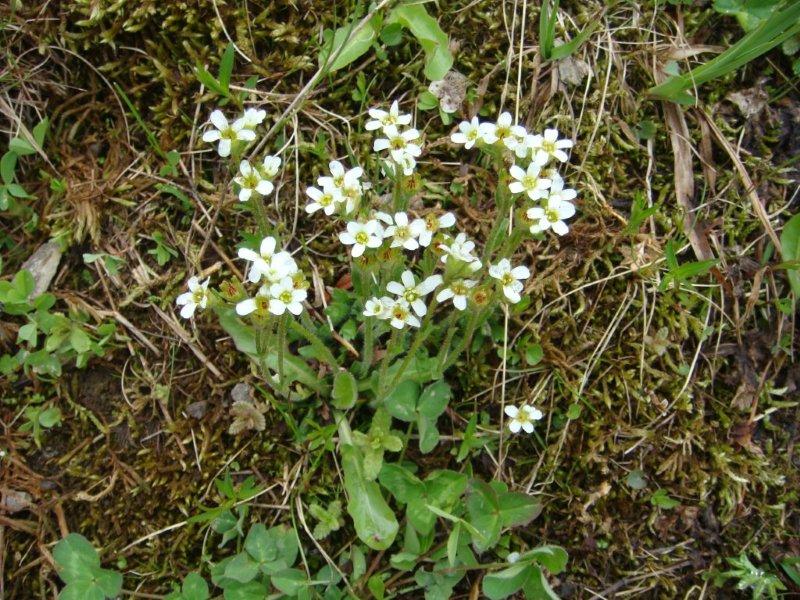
[230,382,253,404]
[1,489,32,513]
[558,56,592,87]
[185,401,208,419]
[20,241,62,298]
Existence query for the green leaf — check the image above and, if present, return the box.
[498,492,542,528]
[522,565,560,599]
[1,151,17,184]
[388,5,454,80]
[524,343,544,366]
[332,370,358,409]
[384,380,420,421]
[482,564,532,600]
[243,524,278,566]
[466,480,501,551]
[418,90,439,111]
[625,469,648,490]
[565,403,582,419]
[624,191,658,236]
[38,406,62,428]
[223,553,258,583]
[181,572,209,600]
[218,43,235,94]
[780,213,800,296]
[446,523,460,567]
[220,580,268,600]
[9,136,36,156]
[195,64,227,97]
[380,22,404,46]
[69,327,92,354]
[54,534,101,582]
[524,545,569,575]
[33,118,49,147]
[550,20,600,61]
[18,322,37,345]
[341,443,398,550]
[650,488,680,509]
[320,20,379,72]
[367,574,385,599]
[417,380,451,419]
[271,568,307,595]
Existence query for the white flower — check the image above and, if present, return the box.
[339,220,383,257]
[318,161,364,214]
[363,296,394,319]
[382,152,418,177]
[436,279,476,311]
[260,155,281,179]
[234,160,274,201]
[365,100,412,132]
[489,259,530,303]
[238,236,297,284]
[451,117,496,149]
[386,270,442,317]
[242,107,267,128]
[387,300,420,330]
[508,162,551,200]
[235,285,271,317]
[439,233,482,271]
[268,277,306,316]
[530,128,573,164]
[305,184,342,215]
[201,110,256,157]
[417,212,456,247]
[493,112,527,153]
[373,125,422,163]
[384,212,425,251]
[175,276,209,319]
[507,552,521,564]
[527,195,576,236]
[504,404,543,434]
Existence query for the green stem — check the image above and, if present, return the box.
[434,311,459,375]
[377,327,400,397]
[388,315,435,390]
[277,314,287,392]
[442,308,486,373]
[361,317,375,372]
[252,195,271,237]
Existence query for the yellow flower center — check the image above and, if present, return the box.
[403,290,419,303]
[501,273,515,286]
[522,175,537,190]
[390,137,406,150]
[542,140,556,154]
[279,290,293,303]
[545,208,560,223]
[256,296,270,311]
[192,290,205,303]
[355,231,369,245]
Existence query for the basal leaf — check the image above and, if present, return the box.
[780,212,800,296]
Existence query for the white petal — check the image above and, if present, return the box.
[439,212,456,228]
[256,180,274,195]
[436,288,454,302]
[373,139,390,152]
[453,295,467,310]
[552,220,569,236]
[202,130,220,142]
[180,303,197,319]
[504,405,519,418]
[511,266,530,280]
[400,270,415,288]
[386,281,405,295]
[236,299,257,316]
[508,420,521,433]
[209,110,227,130]
[521,421,534,433]
[218,138,232,157]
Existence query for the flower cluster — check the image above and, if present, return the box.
[235,236,307,317]
[452,112,578,236]
[305,161,367,216]
[202,108,265,158]
[367,101,420,176]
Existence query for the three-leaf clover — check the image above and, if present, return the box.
[53,533,123,600]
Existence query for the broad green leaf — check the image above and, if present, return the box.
[388,5,453,80]
[446,523,460,567]
[384,380,419,421]
[498,492,542,527]
[244,524,278,566]
[466,480,501,551]
[378,463,424,504]
[417,380,450,419]
[522,565,560,599]
[650,488,680,509]
[53,534,101,581]
[220,580,268,600]
[38,406,61,428]
[181,572,209,600]
[320,20,379,72]
[380,23,404,46]
[417,414,440,454]
[780,213,800,296]
[1,151,17,184]
[18,322,37,345]
[9,136,36,156]
[524,545,569,575]
[332,370,358,409]
[69,327,92,353]
[271,568,307,595]
[341,443,398,550]
[482,564,532,600]
[367,574,385,599]
[33,118,49,147]
[223,553,258,583]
